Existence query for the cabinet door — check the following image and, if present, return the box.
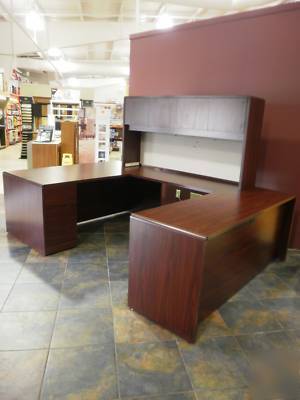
[147,97,178,132]
[175,97,209,134]
[124,98,149,130]
[207,97,248,139]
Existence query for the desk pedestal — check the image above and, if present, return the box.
[128,200,294,342]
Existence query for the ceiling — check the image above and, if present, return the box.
[0,0,294,87]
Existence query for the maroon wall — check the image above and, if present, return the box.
[129,3,300,248]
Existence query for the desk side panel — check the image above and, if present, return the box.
[198,199,295,320]
[3,173,45,254]
[128,216,205,342]
[43,183,77,255]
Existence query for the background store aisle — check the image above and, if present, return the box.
[0,143,26,194]
[0,139,122,194]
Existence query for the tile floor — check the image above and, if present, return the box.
[0,203,299,400]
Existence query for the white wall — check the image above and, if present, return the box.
[94,81,127,104]
[141,133,243,182]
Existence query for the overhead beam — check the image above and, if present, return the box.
[141,0,285,11]
[111,0,125,60]
[78,0,84,21]
[0,0,62,78]
[2,11,228,20]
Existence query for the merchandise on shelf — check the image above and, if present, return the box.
[2,69,22,147]
[50,89,80,131]
[95,105,111,162]
[5,95,22,145]
[79,100,95,139]
[94,102,123,157]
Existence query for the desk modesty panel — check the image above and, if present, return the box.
[3,161,237,255]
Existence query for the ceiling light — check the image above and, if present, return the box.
[25,10,45,31]
[48,48,62,58]
[156,14,174,30]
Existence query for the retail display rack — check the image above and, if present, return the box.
[20,96,33,159]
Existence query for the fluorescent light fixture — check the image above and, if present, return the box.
[68,77,79,87]
[25,10,45,31]
[156,14,174,29]
[48,47,62,58]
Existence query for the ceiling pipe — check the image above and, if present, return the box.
[143,0,284,11]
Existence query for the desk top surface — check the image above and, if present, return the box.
[5,161,124,186]
[133,189,295,240]
[4,162,294,240]
[5,161,237,194]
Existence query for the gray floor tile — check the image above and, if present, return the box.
[245,272,297,299]
[3,282,60,311]
[51,307,114,348]
[219,299,282,334]
[113,306,175,344]
[17,262,65,289]
[236,331,300,399]
[274,267,300,295]
[25,249,69,265]
[60,280,110,309]
[0,246,30,263]
[104,215,130,233]
[128,394,196,400]
[0,284,12,309]
[117,341,191,397]
[108,260,128,281]
[111,280,128,306]
[0,311,56,350]
[263,297,300,329]
[0,349,48,400]
[41,344,118,400]
[77,232,106,249]
[64,262,108,284]
[68,248,107,264]
[0,262,22,283]
[179,336,250,391]
[105,232,129,247]
[195,389,249,399]
[107,246,129,262]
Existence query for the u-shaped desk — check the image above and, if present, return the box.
[3,161,295,342]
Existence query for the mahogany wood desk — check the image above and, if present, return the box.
[2,93,296,342]
[3,161,295,342]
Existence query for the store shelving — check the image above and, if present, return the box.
[20,96,33,159]
[5,95,22,145]
[51,101,80,123]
